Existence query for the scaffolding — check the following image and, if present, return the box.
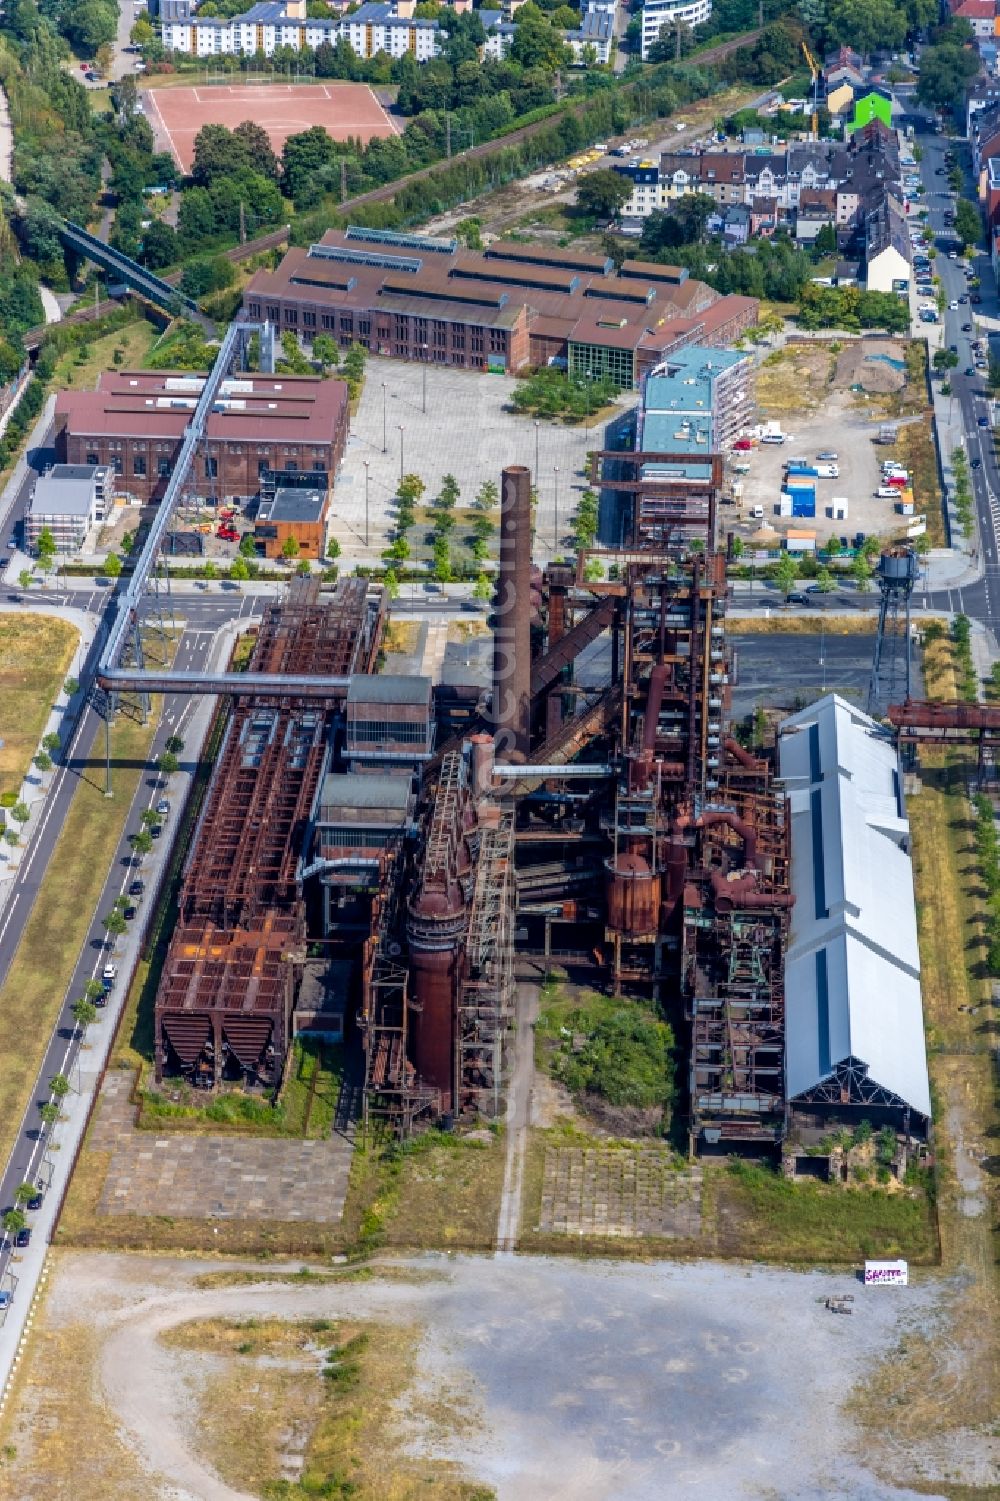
[456,812,516,1118]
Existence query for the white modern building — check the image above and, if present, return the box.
[778,694,931,1134]
[27,463,114,554]
[162,0,442,61]
[640,0,711,60]
[566,7,614,63]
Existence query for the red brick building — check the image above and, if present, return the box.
[55,370,349,504]
[243,227,759,390]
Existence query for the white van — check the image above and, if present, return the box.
[876,486,899,498]
[760,433,785,445]
[815,464,839,478]
[750,505,765,519]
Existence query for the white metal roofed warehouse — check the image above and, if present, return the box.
[778,693,932,1137]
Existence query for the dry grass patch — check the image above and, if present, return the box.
[756,345,832,416]
[728,613,880,635]
[51,317,158,392]
[890,415,945,547]
[164,1315,493,1501]
[0,1318,169,1500]
[384,619,421,654]
[378,1130,507,1253]
[0,614,77,798]
[0,708,160,1172]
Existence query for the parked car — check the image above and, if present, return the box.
[26,1189,42,1211]
[965,366,976,377]
[962,322,972,331]
[102,963,117,991]
[123,904,137,922]
[156,799,170,816]
[816,450,838,461]
[149,823,162,839]
[14,1228,30,1248]
[733,438,754,451]
[128,879,145,898]
[786,592,811,605]
[0,1291,11,1309]
[979,415,990,426]
[972,456,982,469]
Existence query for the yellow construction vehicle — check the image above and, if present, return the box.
[801,41,820,139]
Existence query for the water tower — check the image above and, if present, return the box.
[867,547,918,716]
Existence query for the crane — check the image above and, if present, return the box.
[801,40,820,140]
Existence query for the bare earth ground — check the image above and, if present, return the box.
[0,1249,957,1501]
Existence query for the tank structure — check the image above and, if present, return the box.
[867,546,918,715]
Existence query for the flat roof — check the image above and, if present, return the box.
[483,242,613,275]
[320,771,412,813]
[347,673,431,705]
[31,469,100,516]
[258,487,327,524]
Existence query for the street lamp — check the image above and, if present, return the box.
[421,343,428,415]
[534,419,540,489]
[398,424,405,482]
[381,382,387,454]
[364,459,370,549]
[553,465,559,558]
[585,369,592,431]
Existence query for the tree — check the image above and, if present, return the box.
[312,333,339,372]
[130,14,154,45]
[436,474,460,510]
[827,0,904,55]
[34,752,52,773]
[474,480,498,512]
[131,829,153,856]
[281,534,301,561]
[142,220,177,271]
[18,570,31,592]
[36,526,56,566]
[774,552,798,598]
[917,40,979,111]
[103,553,122,578]
[233,120,280,182]
[103,909,127,940]
[583,558,605,582]
[158,751,179,776]
[933,348,959,374]
[140,809,159,830]
[576,169,633,221]
[326,536,342,560]
[3,1208,26,1236]
[49,1073,70,1098]
[816,567,837,593]
[296,559,312,575]
[954,197,983,250]
[383,568,400,600]
[851,552,873,591]
[14,1182,37,1206]
[239,531,258,558]
[165,735,185,755]
[473,571,493,602]
[229,556,250,583]
[72,997,99,1029]
[38,1103,59,1127]
[398,474,426,507]
[282,125,337,199]
[10,802,28,824]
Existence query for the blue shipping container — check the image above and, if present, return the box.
[791,494,815,517]
[786,464,819,477]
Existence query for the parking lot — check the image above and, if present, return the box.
[736,339,927,547]
[332,356,623,565]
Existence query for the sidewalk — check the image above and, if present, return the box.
[0,619,242,1406]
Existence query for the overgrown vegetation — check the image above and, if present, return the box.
[511,366,620,420]
[536,981,674,1131]
[950,443,974,535]
[950,613,977,703]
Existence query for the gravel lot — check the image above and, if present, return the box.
[10,1249,951,1501]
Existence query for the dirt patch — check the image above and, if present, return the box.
[834,338,909,394]
[756,345,833,416]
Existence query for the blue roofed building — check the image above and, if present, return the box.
[638,346,753,458]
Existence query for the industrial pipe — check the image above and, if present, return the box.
[710,868,796,913]
[724,736,766,771]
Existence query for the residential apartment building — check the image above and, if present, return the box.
[162,0,442,60]
[864,197,911,292]
[244,225,759,389]
[640,0,711,60]
[26,463,114,554]
[55,371,349,505]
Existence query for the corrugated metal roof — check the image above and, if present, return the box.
[347,673,431,705]
[778,693,931,1117]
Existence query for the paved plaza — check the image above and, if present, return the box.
[330,356,628,567]
[89,1071,352,1223]
[538,1145,702,1239]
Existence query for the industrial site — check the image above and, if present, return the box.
[0,141,997,1501]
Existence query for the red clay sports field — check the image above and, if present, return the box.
[146,82,399,173]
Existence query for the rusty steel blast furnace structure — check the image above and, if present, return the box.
[153,455,791,1155]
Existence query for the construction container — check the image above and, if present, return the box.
[786,463,819,477]
[829,496,849,520]
[791,492,816,518]
[785,528,817,553]
[778,492,793,516]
